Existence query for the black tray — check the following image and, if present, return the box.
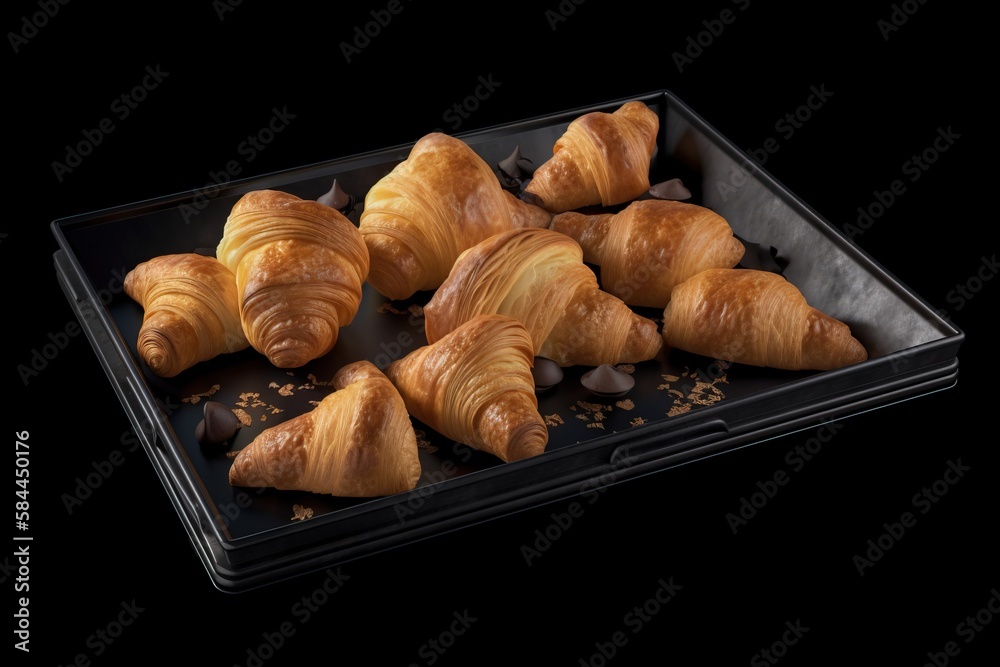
[51,90,963,592]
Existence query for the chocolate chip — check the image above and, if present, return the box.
[317,178,356,215]
[195,400,242,445]
[498,145,535,183]
[581,364,635,398]
[649,178,692,201]
[517,189,545,208]
[532,356,564,393]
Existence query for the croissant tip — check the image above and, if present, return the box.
[503,424,549,462]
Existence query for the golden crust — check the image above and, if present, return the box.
[123,253,249,377]
[216,189,370,368]
[228,361,421,497]
[662,268,868,371]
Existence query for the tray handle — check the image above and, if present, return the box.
[610,418,730,468]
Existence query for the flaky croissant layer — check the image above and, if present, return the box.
[663,268,868,371]
[360,132,551,300]
[229,360,421,497]
[124,252,250,377]
[424,227,662,367]
[551,199,746,309]
[384,314,548,463]
[525,100,659,213]
[217,189,370,368]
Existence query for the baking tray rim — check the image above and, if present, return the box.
[49,88,966,591]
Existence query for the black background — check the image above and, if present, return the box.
[8,2,995,665]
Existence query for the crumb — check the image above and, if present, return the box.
[291,504,314,521]
[577,400,609,412]
[544,413,564,427]
[414,429,435,451]
[668,404,692,417]
[592,411,606,422]
[630,417,647,427]
[668,389,685,400]
[233,409,252,427]
[615,399,635,410]
[308,400,321,407]
[586,422,606,430]
[182,384,221,404]
[569,405,578,411]
[662,374,680,383]
[307,373,334,386]
[408,304,423,317]
[277,383,295,396]
[378,302,407,315]
[260,414,268,422]
[692,394,723,406]
[225,450,241,459]
[576,413,590,421]
[236,392,260,408]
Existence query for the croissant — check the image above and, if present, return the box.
[216,189,370,368]
[359,132,552,301]
[662,268,869,371]
[123,253,250,377]
[524,100,659,213]
[228,360,421,497]
[384,314,548,463]
[424,227,662,367]
[550,199,745,308]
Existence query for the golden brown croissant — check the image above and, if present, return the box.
[524,100,659,213]
[550,199,745,308]
[384,314,548,463]
[228,360,421,497]
[662,268,869,371]
[359,132,552,301]
[123,252,250,377]
[216,189,370,368]
[424,227,662,367]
